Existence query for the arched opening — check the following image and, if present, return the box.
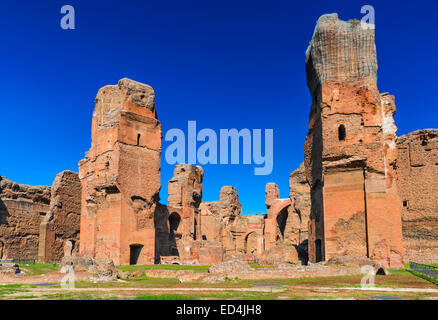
[70,240,76,255]
[376,267,387,275]
[129,244,144,265]
[276,208,289,242]
[338,125,346,141]
[64,240,75,257]
[169,213,181,241]
[245,232,258,255]
[169,213,181,256]
[136,133,141,146]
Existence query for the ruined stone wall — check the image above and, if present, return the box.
[397,129,438,263]
[304,14,403,267]
[78,78,162,265]
[234,214,265,261]
[154,164,228,265]
[263,183,306,264]
[264,183,291,250]
[161,164,205,262]
[0,177,51,260]
[197,182,306,265]
[38,171,81,263]
[200,186,243,255]
[289,163,311,246]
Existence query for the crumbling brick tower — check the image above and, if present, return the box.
[166,164,204,260]
[78,78,162,265]
[304,14,403,267]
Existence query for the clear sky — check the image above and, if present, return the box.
[1,0,436,214]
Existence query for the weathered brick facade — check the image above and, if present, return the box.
[397,130,438,263]
[304,14,404,267]
[0,172,81,262]
[78,78,162,265]
[38,171,81,263]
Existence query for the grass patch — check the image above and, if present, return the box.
[249,264,276,268]
[286,289,435,300]
[134,293,193,300]
[74,276,181,289]
[239,270,434,290]
[0,284,30,299]
[125,275,181,284]
[19,262,59,275]
[388,268,412,276]
[0,284,24,288]
[116,264,210,273]
[407,269,438,286]
[39,291,120,300]
[134,292,278,300]
[14,295,38,299]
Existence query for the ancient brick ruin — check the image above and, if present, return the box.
[78,78,162,265]
[304,14,404,267]
[0,177,51,260]
[72,78,311,266]
[0,171,80,262]
[0,13,436,267]
[38,171,81,262]
[396,130,438,263]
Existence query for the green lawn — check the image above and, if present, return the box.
[116,264,210,273]
[249,264,276,268]
[18,262,59,275]
[0,284,30,299]
[133,292,278,300]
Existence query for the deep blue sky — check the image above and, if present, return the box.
[1,0,436,214]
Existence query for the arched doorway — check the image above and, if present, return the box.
[168,212,181,241]
[276,208,289,242]
[63,240,75,257]
[130,244,144,265]
[245,232,258,255]
[168,213,181,256]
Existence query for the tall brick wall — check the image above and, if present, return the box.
[78,78,162,265]
[38,171,81,262]
[0,177,51,260]
[304,14,403,267]
[0,173,80,262]
[289,163,311,247]
[397,129,438,263]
